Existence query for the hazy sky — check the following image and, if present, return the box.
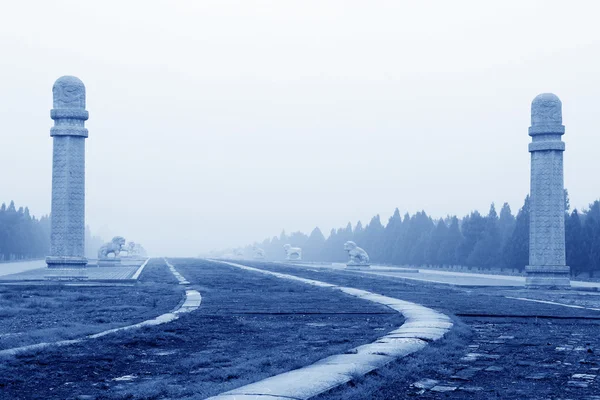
[1,1,599,256]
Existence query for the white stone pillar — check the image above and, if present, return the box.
[526,93,570,287]
[46,76,88,269]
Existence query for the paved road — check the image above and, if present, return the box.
[285,261,600,289]
[0,259,45,277]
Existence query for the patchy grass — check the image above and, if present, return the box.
[0,259,182,350]
[313,320,472,399]
[0,258,404,399]
[240,261,600,399]
[243,261,600,318]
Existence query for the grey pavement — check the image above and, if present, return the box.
[0,258,150,282]
[284,262,600,289]
[0,259,46,277]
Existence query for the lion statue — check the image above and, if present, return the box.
[233,248,244,257]
[252,246,266,260]
[344,241,370,266]
[98,236,126,260]
[120,241,147,259]
[283,244,302,261]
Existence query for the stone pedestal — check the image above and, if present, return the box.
[46,76,89,270]
[346,264,371,271]
[526,93,570,287]
[98,259,122,267]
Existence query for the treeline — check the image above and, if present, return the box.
[0,200,105,262]
[0,201,50,261]
[253,195,600,276]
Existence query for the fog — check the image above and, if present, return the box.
[1,1,599,256]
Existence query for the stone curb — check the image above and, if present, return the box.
[0,259,200,357]
[206,260,453,400]
[131,258,150,280]
[506,296,600,312]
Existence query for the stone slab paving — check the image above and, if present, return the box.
[206,260,453,400]
[405,319,600,398]
[0,266,138,282]
[165,258,190,284]
[506,295,600,311]
[0,259,200,357]
[0,258,151,283]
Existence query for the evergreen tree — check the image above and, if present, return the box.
[566,209,586,275]
[353,221,364,248]
[406,211,434,266]
[498,203,516,243]
[583,201,600,277]
[457,210,486,266]
[504,195,530,271]
[425,218,447,266]
[497,203,516,268]
[362,215,385,262]
[437,216,462,266]
[382,209,403,262]
[303,227,326,261]
[468,203,501,268]
[321,228,338,262]
[0,200,54,261]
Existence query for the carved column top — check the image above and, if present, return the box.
[50,76,88,138]
[529,93,564,152]
[529,93,565,136]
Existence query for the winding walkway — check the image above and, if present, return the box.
[207,260,453,400]
[0,259,200,357]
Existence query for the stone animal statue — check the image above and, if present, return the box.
[253,246,266,259]
[344,241,370,266]
[98,236,126,259]
[121,241,147,259]
[233,248,244,257]
[283,244,302,261]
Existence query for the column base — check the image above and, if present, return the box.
[46,256,88,269]
[525,265,570,288]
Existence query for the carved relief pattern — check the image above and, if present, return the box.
[529,150,565,266]
[50,137,85,258]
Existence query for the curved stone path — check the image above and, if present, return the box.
[207,260,453,400]
[0,259,201,357]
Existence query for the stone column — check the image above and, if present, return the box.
[525,93,570,287]
[46,76,88,269]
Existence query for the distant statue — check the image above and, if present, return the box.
[283,244,302,261]
[344,241,370,267]
[233,248,244,257]
[253,246,266,260]
[121,241,147,259]
[98,236,126,260]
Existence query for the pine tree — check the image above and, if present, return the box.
[407,212,434,266]
[583,201,600,277]
[468,203,501,269]
[438,216,462,266]
[304,227,326,261]
[425,219,448,266]
[504,195,530,271]
[566,209,586,275]
[363,215,385,262]
[497,203,516,268]
[457,210,486,267]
